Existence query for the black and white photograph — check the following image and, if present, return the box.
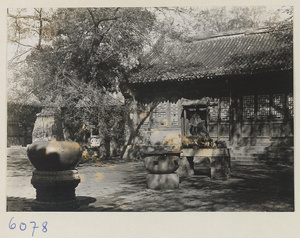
[5,5,294,212]
[2,1,299,237]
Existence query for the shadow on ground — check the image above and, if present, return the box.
[78,164,294,212]
[7,196,98,212]
[7,197,35,212]
[7,162,294,212]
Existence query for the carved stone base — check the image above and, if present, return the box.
[146,173,179,190]
[210,157,231,180]
[181,149,231,180]
[31,170,81,211]
[177,157,194,177]
[193,157,211,176]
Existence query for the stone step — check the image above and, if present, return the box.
[231,152,266,156]
[239,141,272,146]
[270,142,294,147]
[231,160,264,166]
[231,155,293,164]
[263,150,294,155]
[270,137,294,142]
[230,146,293,154]
[230,147,293,156]
[229,146,268,152]
[231,156,261,161]
[231,151,266,156]
[231,153,293,158]
[266,147,294,152]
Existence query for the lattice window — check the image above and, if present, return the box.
[141,117,150,128]
[209,98,218,122]
[220,97,230,121]
[272,94,284,119]
[170,102,179,126]
[140,112,150,128]
[152,102,168,126]
[257,95,270,119]
[243,95,255,119]
[288,93,293,117]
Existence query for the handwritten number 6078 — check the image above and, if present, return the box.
[9,217,48,237]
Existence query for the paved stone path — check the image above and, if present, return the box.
[6,153,294,212]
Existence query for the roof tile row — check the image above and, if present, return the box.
[129,30,292,84]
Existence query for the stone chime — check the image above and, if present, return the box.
[143,150,181,190]
[27,140,82,211]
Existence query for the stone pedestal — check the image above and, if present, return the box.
[146,173,179,190]
[176,156,194,177]
[31,170,81,211]
[210,157,230,180]
[143,150,180,190]
[181,148,231,180]
[27,141,82,211]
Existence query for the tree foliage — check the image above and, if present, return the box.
[7,6,292,155]
[8,7,156,156]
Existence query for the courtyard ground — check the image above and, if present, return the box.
[6,147,294,212]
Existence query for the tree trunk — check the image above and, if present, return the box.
[120,100,158,159]
[104,137,111,158]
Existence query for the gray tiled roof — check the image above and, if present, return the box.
[129,29,292,84]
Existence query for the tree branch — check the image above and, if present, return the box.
[87,7,120,31]
[7,13,51,22]
[8,48,33,62]
[87,8,98,31]
[120,101,158,159]
[9,39,34,48]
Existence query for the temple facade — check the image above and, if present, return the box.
[121,29,293,164]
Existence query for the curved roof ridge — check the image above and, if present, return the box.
[185,27,273,42]
[128,28,292,84]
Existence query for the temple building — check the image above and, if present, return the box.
[121,28,293,164]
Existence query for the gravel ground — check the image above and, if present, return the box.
[6,152,294,212]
